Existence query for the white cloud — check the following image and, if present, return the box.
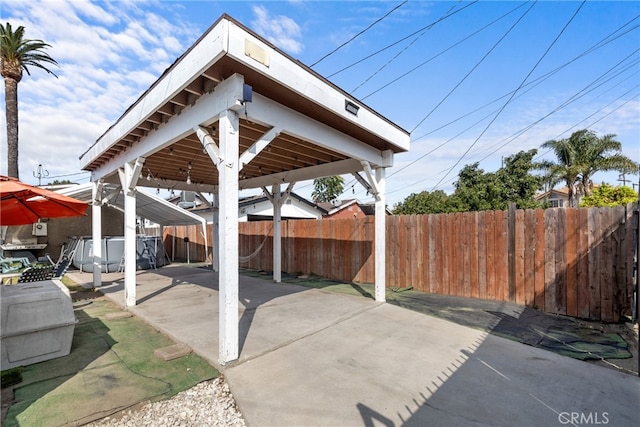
[0,0,198,182]
[251,5,303,54]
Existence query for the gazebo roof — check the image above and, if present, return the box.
[79,14,410,193]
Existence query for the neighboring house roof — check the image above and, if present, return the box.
[318,199,391,216]
[535,184,600,201]
[535,187,569,200]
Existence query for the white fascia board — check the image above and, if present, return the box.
[80,20,230,170]
[248,94,390,167]
[226,21,410,152]
[240,158,362,190]
[89,75,246,181]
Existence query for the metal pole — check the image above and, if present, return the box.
[33,164,49,186]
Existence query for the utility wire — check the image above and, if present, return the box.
[387,30,640,190]
[360,1,528,99]
[385,51,639,196]
[409,15,639,142]
[429,0,586,191]
[310,1,408,67]
[533,85,640,161]
[387,19,640,182]
[410,1,537,134]
[351,0,464,93]
[327,1,478,78]
[475,56,640,163]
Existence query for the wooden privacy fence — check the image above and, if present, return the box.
[164,204,637,322]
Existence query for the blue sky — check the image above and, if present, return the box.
[1,0,638,206]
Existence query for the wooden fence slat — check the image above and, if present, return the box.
[523,210,536,306]
[469,211,479,299]
[515,209,525,305]
[544,209,557,314]
[600,208,614,322]
[428,215,436,293]
[485,211,496,300]
[576,208,590,319]
[477,211,487,300]
[496,210,509,301]
[555,208,567,316]
[565,208,578,317]
[588,207,601,320]
[534,209,545,311]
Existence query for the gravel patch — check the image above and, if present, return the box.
[86,377,245,427]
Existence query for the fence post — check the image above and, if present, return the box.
[508,203,516,301]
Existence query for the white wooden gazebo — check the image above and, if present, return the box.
[79,14,410,364]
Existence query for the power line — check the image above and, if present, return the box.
[533,86,640,161]
[351,0,465,93]
[429,0,587,191]
[409,15,639,142]
[475,57,640,163]
[387,27,639,183]
[326,1,479,79]
[410,1,537,134]
[310,1,408,68]
[360,1,527,100]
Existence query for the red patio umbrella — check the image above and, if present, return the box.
[0,175,89,226]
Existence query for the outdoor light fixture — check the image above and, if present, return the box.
[345,99,359,116]
[243,84,253,103]
[186,162,192,185]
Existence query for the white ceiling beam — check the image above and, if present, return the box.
[87,74,246,181]
[239,127,280,171]
[240,158,362,190]
[246,93,391,167]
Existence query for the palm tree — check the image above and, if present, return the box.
[540,129,638,207]
[1,22,58,179]
[573,131,638,196]
[540,132,582,207]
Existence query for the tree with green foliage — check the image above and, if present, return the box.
[497,149,544,209]
[393,150,543,214]
[48,179,73,185]
[448,163,502,211]
[1,22,58,179]
[580,184,637,207]
[392,190,454,214]
[540,129,638,207]
[450,150,543,211]
[311,176,345,203]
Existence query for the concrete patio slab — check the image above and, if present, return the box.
[66,266,640,426]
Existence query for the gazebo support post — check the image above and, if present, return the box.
[272,183,282,283]
[374,166,386,302]
[217,109,240,364]
[119,157,144,307]
[212,191,219,272]
[91,180,103,287]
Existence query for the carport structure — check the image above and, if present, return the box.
[79,14,410,363]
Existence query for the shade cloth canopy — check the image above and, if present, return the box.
[0,175,89,225]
